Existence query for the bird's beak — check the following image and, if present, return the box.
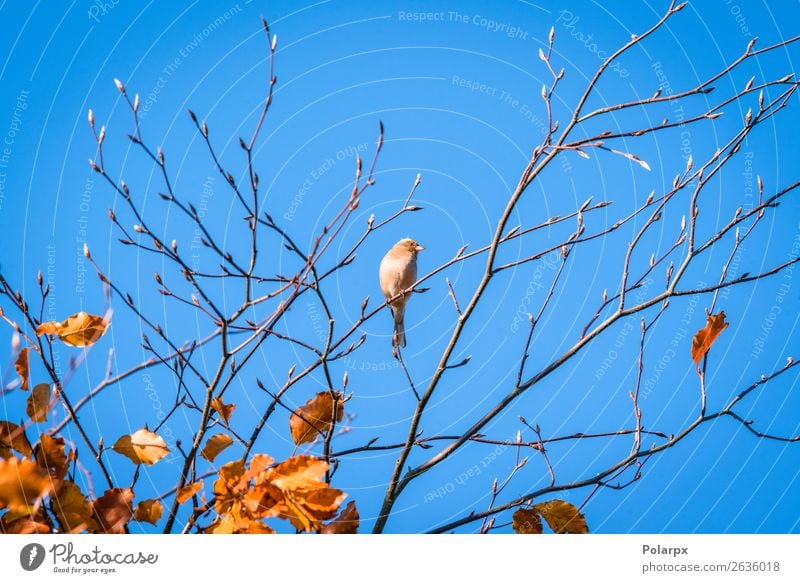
[415,244,425,252]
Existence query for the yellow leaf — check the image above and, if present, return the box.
[691,311,729,366]
[534,499,589,534]
[201,433,234,462]
[0,421,32,457]
[133,499,164,525]
[0,457,53,513]
[289,391,344,446]
[35,311,109,347]
[321,500,359,534]
[14,348,30,391]
[176,480,203,505]
[112,429,170,465]
[26,383,52,423]
[92,487,133,534]
[211,397,235,427]
[512,508,543,534]
[52,481,97,533]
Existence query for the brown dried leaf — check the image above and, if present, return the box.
[260,455,346,531]
[512,508,543,534]
[112,429,170,465]
[0,513,51,534]
[176,480,203,505]
[213,455,280,521]
[320,500,359,534]
[0,421,32,457]
[15,348,30,391]
[52,481,97,533]
[35,311,109,347]
[0,457,53,513]
[211,397,235,427]
[92,487,134,534]
[289,391,344,446]
[691,311,729,366]
[26,383,52,423]
[34,433,69,482]
[200,433,234,462]
[534,499,589,534]
[133,499,164,525]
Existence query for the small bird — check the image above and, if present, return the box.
[379,238,424,348]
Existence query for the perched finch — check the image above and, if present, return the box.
[379,238,424,347]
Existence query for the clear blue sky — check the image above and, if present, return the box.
[1,0,799,533]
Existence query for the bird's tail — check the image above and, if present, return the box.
[392,305,407,348]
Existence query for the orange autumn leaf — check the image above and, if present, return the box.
[205,511,275,534]
[289,391,344,446]
[26,383,52,423]
[258,455,346,532]
[0,457,53,513]
[133,499,164,525]
[201,433,234,462]
[691,311,729,366]
[213,455,280,524]
[320,500,359,534]
[112,429,170,465]
[52,481,97,533]
[0,513,51,534]
[35,311,109,347]
[14,348,30,391]
[211,397,236,427]
[34,434,70,483]
[534,499,589,534]
[242,520,275,534]
[512,508,543,534]
[0,421,32,458]
[176,480,203,505]
[92,487,134,534]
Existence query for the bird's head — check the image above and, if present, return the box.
[396,237,425,254]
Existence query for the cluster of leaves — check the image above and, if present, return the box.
[1,309,360,534]
[512,500,589,534]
